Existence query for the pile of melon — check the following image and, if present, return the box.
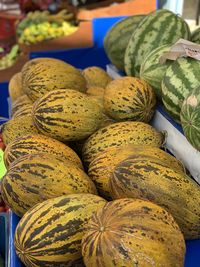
[104,9,200,152]
[1,56,200,267]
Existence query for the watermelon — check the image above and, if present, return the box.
[104,15,145,71]
[162,57,200,123]
[124,9,191,77]
[180,86,200,151]
[140,44,172,99]
[191,27,200,44]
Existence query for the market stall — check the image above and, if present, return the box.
[1,2,200,267]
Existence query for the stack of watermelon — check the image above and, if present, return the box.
[104,9,200,152]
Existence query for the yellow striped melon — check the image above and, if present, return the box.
[15,194,107,266]
[82,198,185,267]
[82,66,112,88]
[103,76,156,122]
[4,133,83,169]
[82,121,164,168]
[12,104,33,119]
[11,94,32,116]
[21,57,66,78]
[1,115,39,145]
[22,59,87,101]
[8,72,23,102]
[2,153,97,217]
[110,156,200,239]
[88,144,184,199]
[33,89,103,142]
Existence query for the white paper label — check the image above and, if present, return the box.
[159,38,200,63]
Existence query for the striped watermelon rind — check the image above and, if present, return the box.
[124,9,191,77]
[180,86,200,151]
[140,44,172,99]
[104,14,145,71]
[162,57,200,123]
[191,27,200,44]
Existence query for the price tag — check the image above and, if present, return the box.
[159,38,200,63]
[0,150,6,180]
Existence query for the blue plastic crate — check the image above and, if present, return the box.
[0,212,8,267]
[0,82,9,122]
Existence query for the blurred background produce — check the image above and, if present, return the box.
[17,9,78,45]
[0,44,20,70]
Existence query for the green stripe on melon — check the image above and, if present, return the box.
[104,15,145,71]
[191,27,200,44]
[124,9,191,77]
[180,86,200,151]
[162,57,200,123]
[140,44,172,99]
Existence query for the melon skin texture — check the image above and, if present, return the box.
[82,121,165,168]
[82,66,112,88]
[14,194,107,267]
[124,9,191,77]
[103,76,156,122]
[22,58,87,101]
[82,198,185,267]
[180,86,200,151]
[33,89,103,142]
[110,156,200,239]
[3,133,83,169]
[140,44,172,99]
[162,57,200,122]
[1,115,39,146]
[2,153,97,217]
[11,94,32,116]
[8,72,24,102]
[88,144,185,199]
[104,14,145,71]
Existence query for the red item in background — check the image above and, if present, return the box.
[0,16,16,39]
[19,0,53,12]
[0,135,5,151]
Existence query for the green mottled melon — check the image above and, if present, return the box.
[140,44,172,99]
[180,86,200,151]
[124,9,191,77]
[104,15,145,71]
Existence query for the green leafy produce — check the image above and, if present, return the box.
[0,45,20,70]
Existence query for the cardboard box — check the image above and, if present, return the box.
[77,0,156,20]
